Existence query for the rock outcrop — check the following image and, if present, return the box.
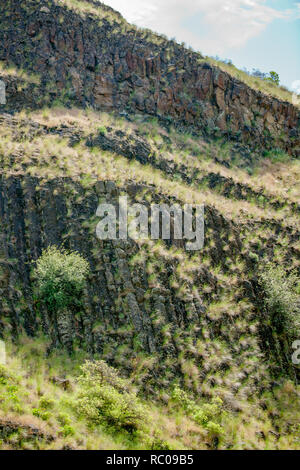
[0,173,270,398]
[0,0,299,402]
[0,0,299,155]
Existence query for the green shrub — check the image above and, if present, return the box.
[0,366,10,386]
[195,398,223,425]
[75,361,147,433]
[193,409,209,425]
[32,408,51,421]
[38,397,55,410]
[98,126,107,136]
[33,246,90,313]
[249,251,259,263]
[57,412,72,426]
[78,360,127,392]
[259,264,300,338]
[60,425,75,437]
[0,365,19,385]
[171,387,224,432]
[206,421,224,436]
[170,386,194,412]
[149,433,174,450]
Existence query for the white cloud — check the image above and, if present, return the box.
[102,0,158,24]
[103,0,298,55]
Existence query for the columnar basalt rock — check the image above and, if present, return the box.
[0,0,299,155]
[0,173,274,395]
[0,0,299,403]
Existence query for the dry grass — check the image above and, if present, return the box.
[200,57,299,107]
[0,336,223,450]
[52,1,299,106]
[0,105,299,450]
[2,334,298,450]
[2,109,299,231]
[55,0,124,24]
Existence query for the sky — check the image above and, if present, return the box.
[103,0,300,90]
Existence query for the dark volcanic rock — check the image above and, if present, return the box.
[0,0,299,156]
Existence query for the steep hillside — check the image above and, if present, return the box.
[0,0,299,451]
[1,0,299,156]
[0,336,299,450]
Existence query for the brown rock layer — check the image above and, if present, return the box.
[0,0,299,155]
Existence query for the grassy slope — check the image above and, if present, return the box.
[200,57,298,106]
[2,106,299,221]
[0,105,299,449]
[0,2,299,453]
[0,335,299,450]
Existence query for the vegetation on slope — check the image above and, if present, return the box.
[0,336,299,450]
[56,0,299,106]
[0,105,299,451]
[0,0,299,446]
[201,57,298,106]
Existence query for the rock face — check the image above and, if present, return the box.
[0,0,299,156]
[0,174,268,397]
[0,175,207,350]
[0,0,299,401]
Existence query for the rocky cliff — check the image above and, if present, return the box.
[0,0,299,157]
[0,0,299,407]
[0,108,299,401]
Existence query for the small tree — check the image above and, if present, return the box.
[76,360,147,433]
[259,264,299,339]
[266,71,280,86]
[33,246,90,314]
